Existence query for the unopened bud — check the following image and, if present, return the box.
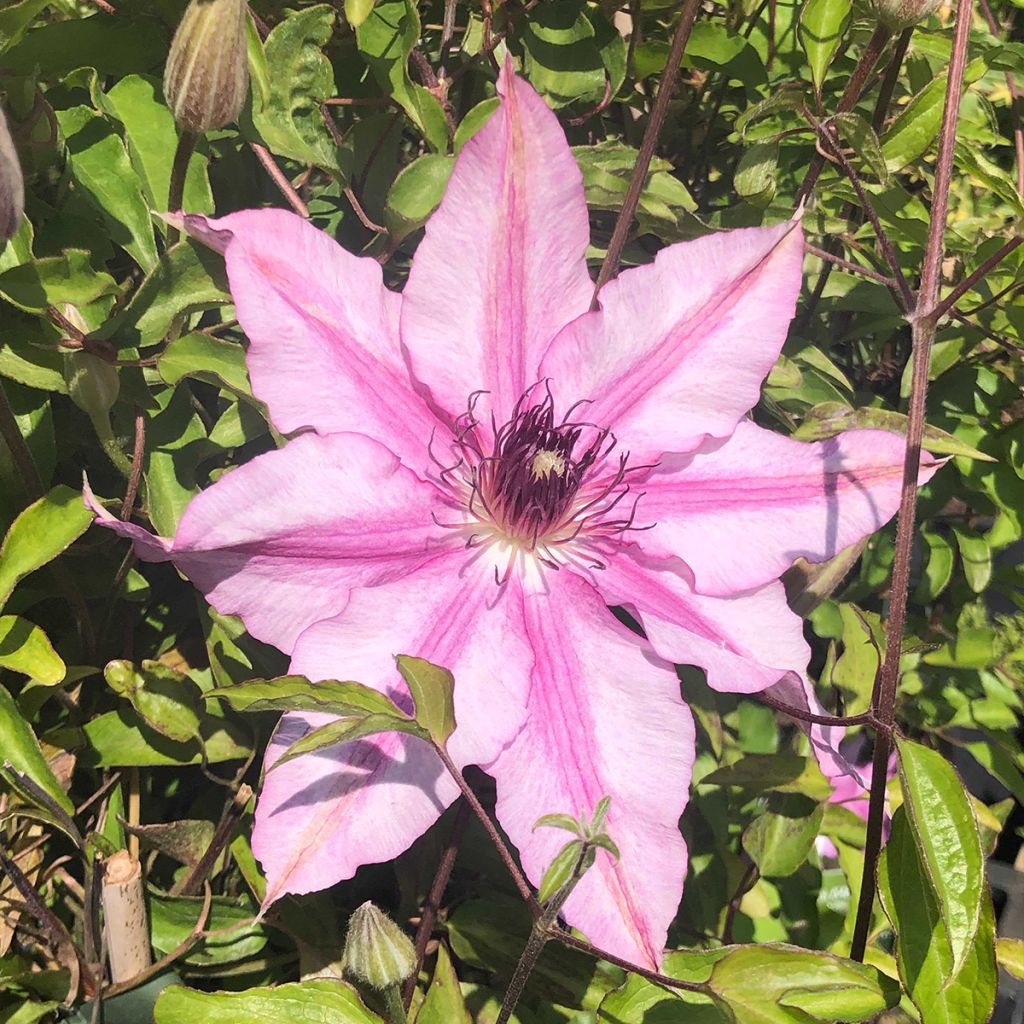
[342,901,416,990]
[865,0,941,30]
[164,0,249,134]
[0,104,24,242]
[65,351,120,436]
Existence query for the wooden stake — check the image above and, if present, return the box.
[101,850,152,983]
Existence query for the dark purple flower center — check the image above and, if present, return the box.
[431,385,653,577]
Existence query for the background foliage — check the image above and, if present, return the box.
[0,0,1022,1021]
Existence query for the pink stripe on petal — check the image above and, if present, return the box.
[490,571,693,970]
[89,432,449,654]
[639,421,943,597]
[188,208,440,466]
[541,221,804,462]
[254,553,532,904]
[401,60,593,424]
[592,548,810,695]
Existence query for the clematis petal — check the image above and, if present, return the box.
[253,552,533,905]
[87,432,449,654]
[591,547,810,695]
[540,220,803,462]
[400,60,593,424]
[183,208,440,465]
[638,421,942,597]
[490,570,693,970]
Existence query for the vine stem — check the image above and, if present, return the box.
[166,131,197,246]
[591,0,703,304]
[796,25,889,205]
[402,801,470,1009]
[849,0,975,962]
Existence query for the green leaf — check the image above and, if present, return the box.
[533,812,583,835]
[49,705,250,768]
[272,713,429,767]
[0,250,118,314]
[881,58,987,171]
[0,484,93,609]
[0,616,65,684]
[741,796,824,877]
[122,818,215,868]
[158,333,252,397]
[0,0,53,53]
[395,654,456,745]
[104,660,203,745]
[914,526,954,603]
[103,75,214,215]
[996,938,1024,981]
[703,754,833,801]
[110,240,231,348]
[538,839,583,903]
[877,808,997,1024]
[792,401,995,460]
[356,0,449,153]
[951,524,992,593]
[417,941,471,1024]
[0,682,74,814]
[208,675,409,719]
[345,0,377,28]
[832,112,888,183]
[798,0,852,94]
[706,944,900,1023]
[149,893,268,967]
[252,5,344,170]
[54,106,158,271]
[384,154,454,242]
[734,140,778,207]
[154,978,382,1023]
[895,736,985,984]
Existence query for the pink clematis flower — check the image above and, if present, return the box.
[87,62,940,969]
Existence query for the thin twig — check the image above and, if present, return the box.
[803,108,915,311]
[549,929,704,991]
[433,745,540,914]
[849,0,975,963]
[172,785,252,897]
[797,25,889,204]
[402,801,470,1009]
[591,0,703,304]
[757,688,874,727]
[250,142,310,218]
[871,27,912,132]
[345,187,386,233]
[925,235,1023,322]
[120,406,145,520]
[805,243,898,287]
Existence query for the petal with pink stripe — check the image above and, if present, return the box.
[401,59,593,424]
[638,421,942,596]
[490,570,693,970]
[253,552,533,905]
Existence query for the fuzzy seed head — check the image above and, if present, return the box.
[342,901,416,990]
[865,0,942,30]
[164,0,249,133]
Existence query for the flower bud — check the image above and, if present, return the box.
[341,901,416,990]
[864,0,941,30]
[0,103,25,242]
[164,0,249,134]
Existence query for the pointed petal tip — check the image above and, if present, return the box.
[181,212,234,254]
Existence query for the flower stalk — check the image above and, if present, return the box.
[849,0,976,962]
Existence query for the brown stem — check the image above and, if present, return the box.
[172,784,252,897]
[166,131,197,246]
[591,0,703,304]
[848,0,975,963]
[433,744,540,914]
[402,801,470,1009]
[805,243,898,287]
[925,235,1023,322]
[871,27,912,132]
[803,108,915,311]
[756,689,875,727]
[249,143,310,218]
[796,25,889,204]
[120,406,145,520]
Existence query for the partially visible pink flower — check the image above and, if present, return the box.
[86,61,940,969]
[816,753,896,859]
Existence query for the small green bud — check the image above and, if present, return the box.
[342,901,416,990]
[64,351,120,436]
[164,0,249,133]
[0,103,24,242]
[865,0,941,30]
